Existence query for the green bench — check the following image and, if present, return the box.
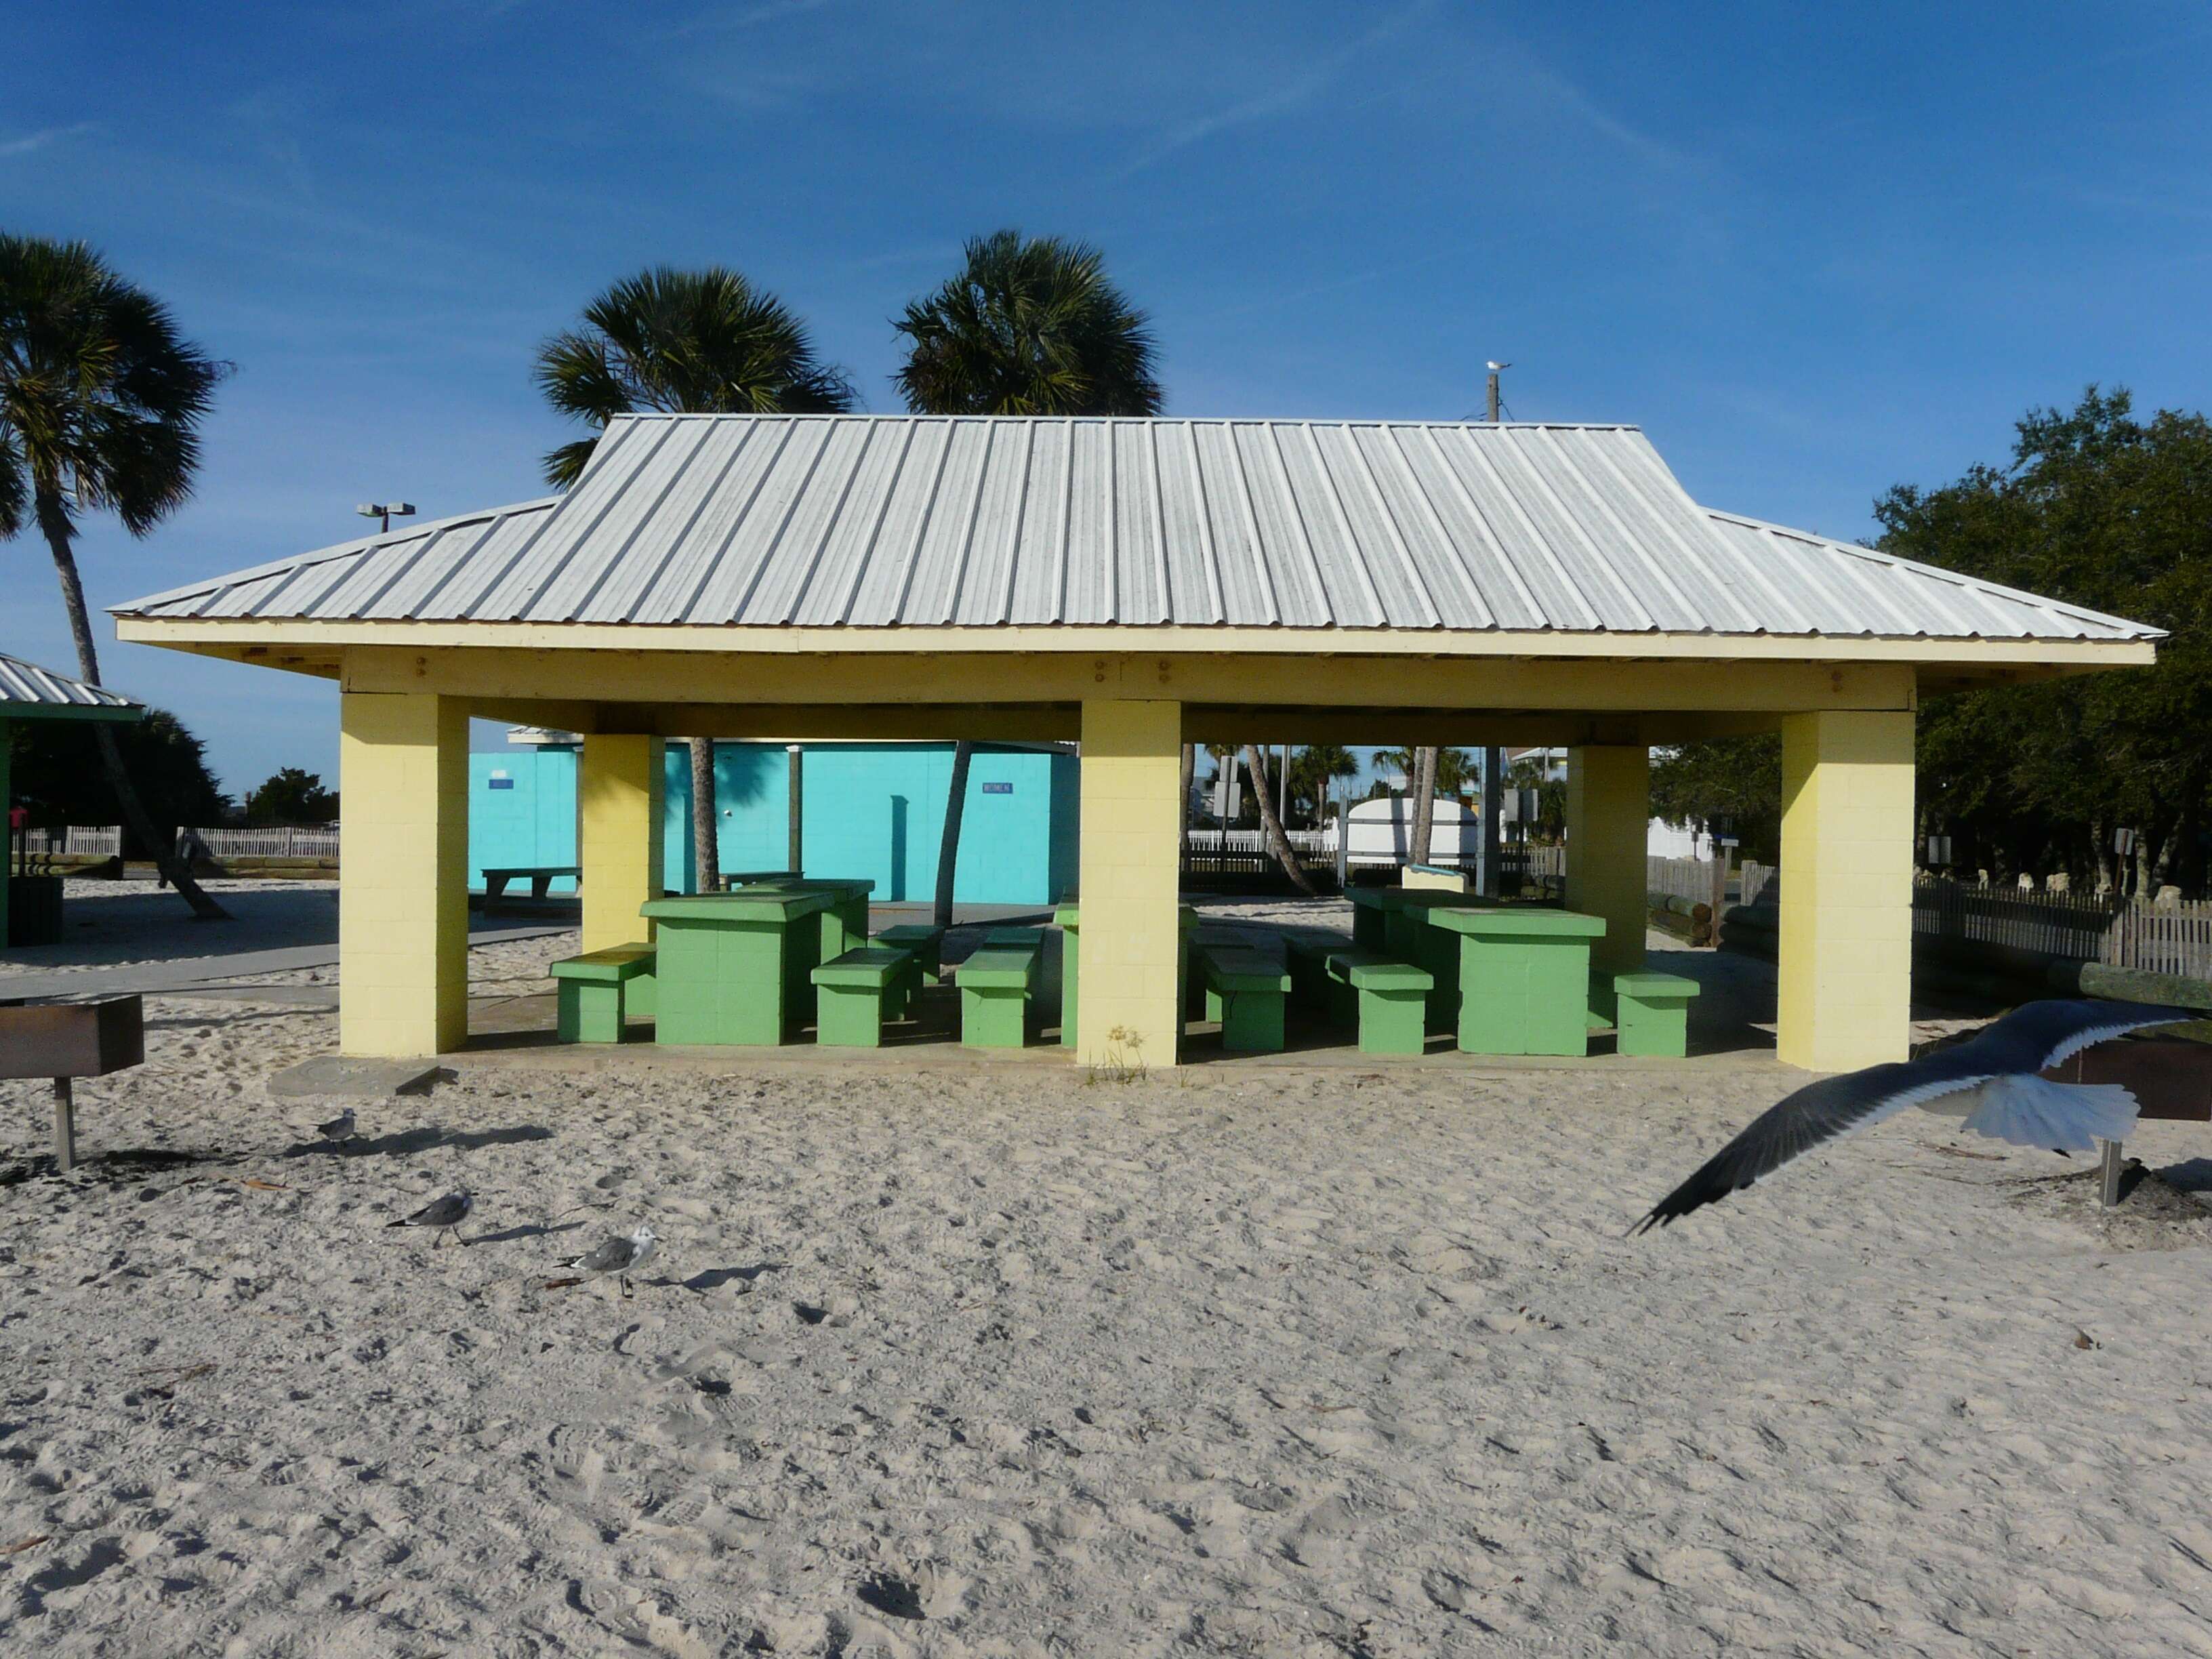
[958,933,1042,1048]
[1193,941,1292,1052]
[551,944,656,1044]
[1611,971,1699,1057]
[1325,948,1433,1057]
[875,924,945,981]
[811,945,917,1048]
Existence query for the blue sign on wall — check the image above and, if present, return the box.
[487,777,515,790]
[981,781,1012,794]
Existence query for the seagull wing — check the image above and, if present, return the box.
[407,1193,467,1229]
[1637,1000,2197,1233]
[565,1235,637,1274]
[1635,1058,1996,1233]
[1944,998,2196,1074]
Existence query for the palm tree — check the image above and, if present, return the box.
[0,234,230,918]
[893,230,1162,418]
[536,266,854,888]
[893,231,1164,922]
[1288,743,1358,827]
[1244,745,1315,897]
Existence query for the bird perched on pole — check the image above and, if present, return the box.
[386,1190,474,1248]
[1636,1000,2195,1233]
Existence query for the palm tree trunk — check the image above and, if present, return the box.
[933,740,974,928]
[1179,743,1194,874]
[1410,746,1439,865]
[689,737,720,891]
[37,492,228,920]
[1244,744,1315,896]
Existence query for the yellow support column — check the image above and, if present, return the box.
[1777,710,1915,1071]
[581,734,665,953]
[338,691,468,1057]
[1564,745,1650,979]
[1076,699,1183,1069]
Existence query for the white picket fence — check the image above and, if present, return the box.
[181,826,340,859]
[1647,855,1723,908]
[13,825,121,857]
[1185,827,1335,854]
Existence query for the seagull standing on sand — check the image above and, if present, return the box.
[387,1190,474,1248]
[558,1225,657,1296]
[316,1107,359,1151]
[1637,1000,2195,1233]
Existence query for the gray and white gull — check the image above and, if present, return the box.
[559,1225,657,1296]
[1637,1000,2196,1233]
[387,1189,474,1247]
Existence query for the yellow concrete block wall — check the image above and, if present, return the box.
[580,735,665,953]
[1778,709,1915,1071]
[1565,745,1650,978]
[1077,699,1183,1068]
[338,691,468,1057]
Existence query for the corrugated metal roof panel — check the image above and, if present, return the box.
[0,651,142,713]
[111,415,2165,644]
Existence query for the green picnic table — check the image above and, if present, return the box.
[640,887,838,1045]
[1418,905,1607,1057]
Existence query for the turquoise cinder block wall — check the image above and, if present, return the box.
[661,741,1074,905]
[467,749,578,891]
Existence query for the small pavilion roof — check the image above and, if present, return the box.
[0,651,144,722]
[113,414,2158,644]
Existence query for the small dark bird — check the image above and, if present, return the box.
[386,1189,474,1248]
[558,1225,657,1297]
[1637,1000,2195,1233]
[316,1107,359,1151]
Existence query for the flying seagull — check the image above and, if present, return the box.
[1637,1000,2196,1233]
[387,1189,474,1248]
[558,1225,657,1296]
[316,1107,359,1151]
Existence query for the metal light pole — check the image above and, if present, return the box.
[356,501,416,535]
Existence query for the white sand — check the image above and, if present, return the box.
[5,944,2212,1654]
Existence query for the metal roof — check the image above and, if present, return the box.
[115,415,2160,642]
[0,651,144,719]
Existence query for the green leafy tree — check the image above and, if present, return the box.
[1650,738,1782,863]
[535,266,855,890]
[895,231,1166,916]
[0,234,231,909]
[245,766,338,825]
[9,708,230,837]
[1877,387,2212,895]
[1654,388,2212,893]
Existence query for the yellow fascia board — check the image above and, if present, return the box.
[111,614,2158,672]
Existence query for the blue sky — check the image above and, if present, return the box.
[5,0,2210,796]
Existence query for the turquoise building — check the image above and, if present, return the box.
[469,739,1078,907]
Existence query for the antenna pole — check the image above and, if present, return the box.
[1487,368,1502,424]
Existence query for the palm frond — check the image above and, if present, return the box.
[893,229,1162,417]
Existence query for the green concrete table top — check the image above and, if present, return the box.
[812,945,912,985]
[1613,970,1700,1000]
[642,890,832,922]
[1420,905,1606,938]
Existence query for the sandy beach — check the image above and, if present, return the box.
[5,902,2212,1656]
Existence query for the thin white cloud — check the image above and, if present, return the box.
[659,0,838,39]
[0,121,98,159]
[1116,2,1437,177]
